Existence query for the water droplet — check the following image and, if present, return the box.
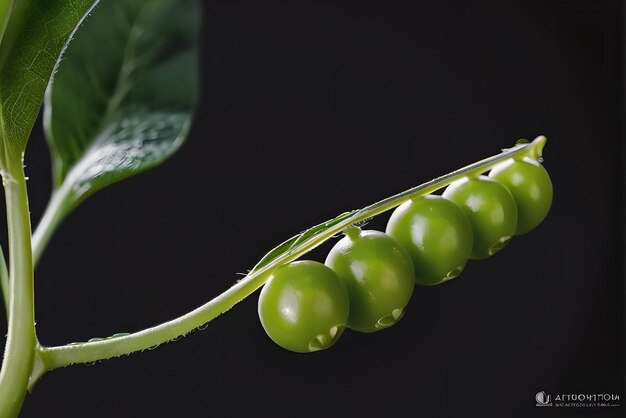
[88,337,104,343]
[308,334,328,352]
[354,217,373,228]
[392,308,404,320]
[329,326,339,339]
[376,308,404,328]
[489,236,511,255]
[307,325,344,352]
[442,266,464,282]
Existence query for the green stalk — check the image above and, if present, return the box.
[1,167,70,321]
[31,182,72,266]
[35,137,546,374]
[0,246,8,318]
[0,161,35,418]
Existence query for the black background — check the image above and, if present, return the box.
[6,0,624,417]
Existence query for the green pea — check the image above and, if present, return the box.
[325,227,414,333]
[257,260,349,353]
[443,175,517,260]
[489,157,553,235]
[386,195,473,285]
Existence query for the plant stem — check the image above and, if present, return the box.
[0,161,35,418]
[0,246,8,318]
[32,182,72,266]
[36,136,546,372]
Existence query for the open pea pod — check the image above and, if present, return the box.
[34,0,199,263]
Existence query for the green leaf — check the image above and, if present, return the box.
[0,1,13,46]
[0,0,99,168]
[250,211,358,274]
[44,0,198,204]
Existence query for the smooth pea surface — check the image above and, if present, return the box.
[386,195,473,285]
[443,176,517,260]
[258,261,349,353]
[325,228,414,333]
[489,157,553,235]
